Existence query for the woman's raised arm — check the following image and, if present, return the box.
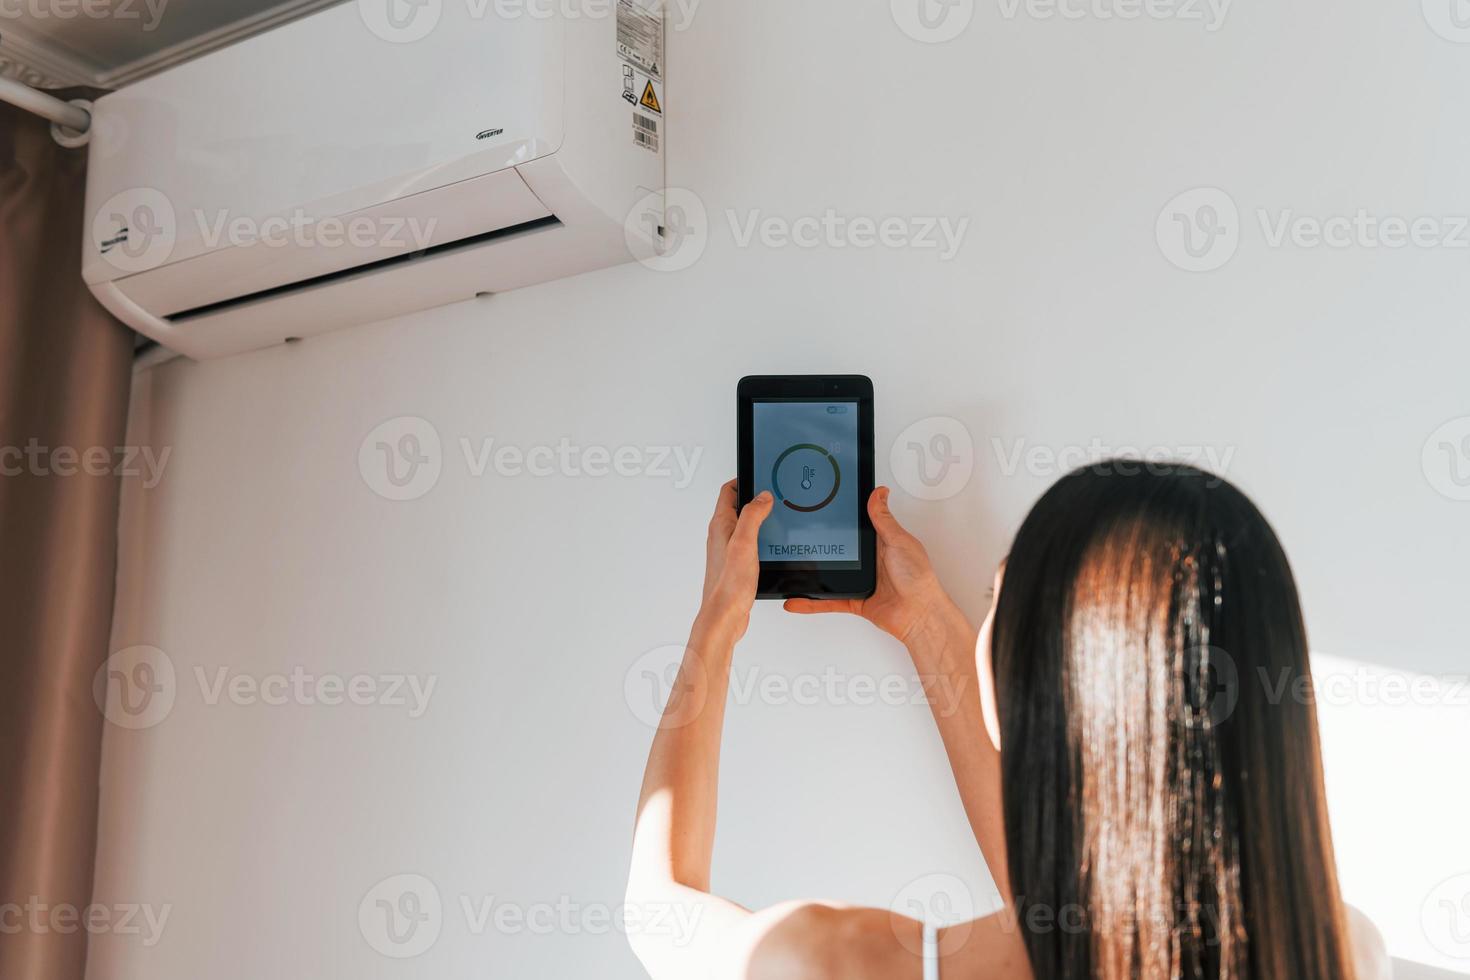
[786,489,1011,899]
[624,481,1023,980]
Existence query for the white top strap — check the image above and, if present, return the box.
[922,920,940,980]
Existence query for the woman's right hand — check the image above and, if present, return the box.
[785,487,969,653]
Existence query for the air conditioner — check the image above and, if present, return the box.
[82,0,667,360]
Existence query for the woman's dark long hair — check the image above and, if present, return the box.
[992,463,1355,980]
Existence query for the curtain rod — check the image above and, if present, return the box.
[0,75,91,136]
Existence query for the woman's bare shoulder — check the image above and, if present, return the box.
[744,902,1031,980]
[738,903,907,980]
[1346,905,1392,980]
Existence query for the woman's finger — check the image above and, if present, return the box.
[783,598,860,616]
[712,478,738,519]
[868,486,909,544]
[730,490,773,550]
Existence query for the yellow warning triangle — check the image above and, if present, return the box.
[640,81,662,114]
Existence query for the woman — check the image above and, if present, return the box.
[626,465,1387,979]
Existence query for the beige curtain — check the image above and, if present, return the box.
[0,93,134,980]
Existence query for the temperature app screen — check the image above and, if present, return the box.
[752,400,860,566]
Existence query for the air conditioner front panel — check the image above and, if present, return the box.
[93,211,629,361]
[83,1,567,285]
[109,166,554,317]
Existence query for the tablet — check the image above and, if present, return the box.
[737,376,876,600]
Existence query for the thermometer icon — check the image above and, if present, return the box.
[771,444,841,513]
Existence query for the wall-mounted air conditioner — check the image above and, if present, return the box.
[83,0,667,360]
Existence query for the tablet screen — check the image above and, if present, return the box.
[751,399,861,567]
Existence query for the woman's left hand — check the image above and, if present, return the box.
[698,479,774,641]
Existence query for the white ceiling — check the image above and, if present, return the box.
[0,0,341,89]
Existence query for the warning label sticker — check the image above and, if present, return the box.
[617,0,663,151]
[617,0,663,80]
[622,65,663,119]
[639,80,662,114]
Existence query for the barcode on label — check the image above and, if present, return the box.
[633,112,659,152]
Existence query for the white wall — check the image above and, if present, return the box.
[89,1,1470,978]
